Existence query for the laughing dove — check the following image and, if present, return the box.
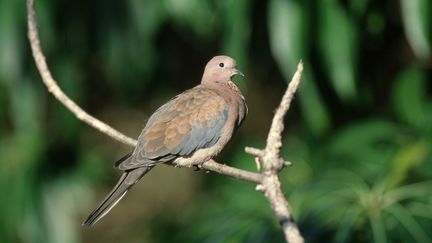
[83,55,247,226]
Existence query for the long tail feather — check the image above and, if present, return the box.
[82,166,153,227]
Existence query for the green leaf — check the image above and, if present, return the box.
[222,0,253,89]
[42,176,92,243]
[400,0,431,60]
[318,0,358,102]
[408,202,432,219]
[385,181,432,205]
[326,120,400,175]
[9,79,42,136]
[388,204,431,243]
[0,0,23,84]
[268,0,304,66]
[329,120,399,154]
[297,70,332,137]
[381,140,429,189]
[392,67,428,129]
[369,213,387,243]
[334,205,362,243]
[268,0,330,136]
[163,0,215,38]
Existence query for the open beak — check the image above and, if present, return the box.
[231,68,244,77]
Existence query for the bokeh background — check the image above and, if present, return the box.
[1,0,431,242]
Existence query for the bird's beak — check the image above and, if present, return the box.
[231,68,244,78]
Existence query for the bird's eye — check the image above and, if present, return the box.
[218,62,224,68]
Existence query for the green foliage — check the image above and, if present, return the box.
[268,0,331,137]
[392,66,430,130]
[0,0,431,242]
[318,0,358,102]
[400,0,431,60]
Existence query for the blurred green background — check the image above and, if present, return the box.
[1,0,431,242]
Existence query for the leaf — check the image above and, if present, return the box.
[388,203,431,243]
[163,0,215,38]
[408,202,432,219]
[400,0,431,60]
[268,0,330,136]
[329,120,399,154]
[268,0,304,66]
[0,0,23,84]
[326,119,400,175]
[318,0,358,102]
[42,175,93,243]
[297,70,332,137]
[385,181,432,205]
[222,0,253,89]
[381,140,429,189]
[369,213,387,243]
[392,66,428,129]
[9,79,42,136]
[334,205,362,243]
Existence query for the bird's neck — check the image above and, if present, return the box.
[227,81,245,100]
[200,81,247,126]
[201,80,242,97]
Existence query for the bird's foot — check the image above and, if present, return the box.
[193,165,201,171]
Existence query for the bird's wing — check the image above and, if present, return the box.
[116,87,229,171]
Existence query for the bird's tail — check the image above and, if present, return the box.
[82,166,153,227]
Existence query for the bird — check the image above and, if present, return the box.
[82,55,247,227]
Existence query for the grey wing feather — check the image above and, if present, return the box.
[170,108,228,155]
[116,88,229,171]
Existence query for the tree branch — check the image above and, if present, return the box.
[26,0,137,147]
[266,61,303,161]
[201,160,263,184]
[27,0,304,242]
[245,62,304,243]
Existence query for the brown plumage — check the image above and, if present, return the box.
[83,55,247,227]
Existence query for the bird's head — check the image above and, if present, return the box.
[201,55,244,85]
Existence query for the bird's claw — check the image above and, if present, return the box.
[193,165,201,171]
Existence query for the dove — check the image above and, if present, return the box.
[83,55,247,227]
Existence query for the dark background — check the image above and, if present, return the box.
[0,0,431,242]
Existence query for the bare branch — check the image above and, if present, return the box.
[26,0,137,147]
[246,62,304,243]
[201,160,262,184]
[262,174,304,243]
[265,61,303,165]
[244,147,265,157]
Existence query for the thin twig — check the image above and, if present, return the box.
[265,61,303,160]
[26,0,137,147]
[244,147,265,157]
[202,160,263,184]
